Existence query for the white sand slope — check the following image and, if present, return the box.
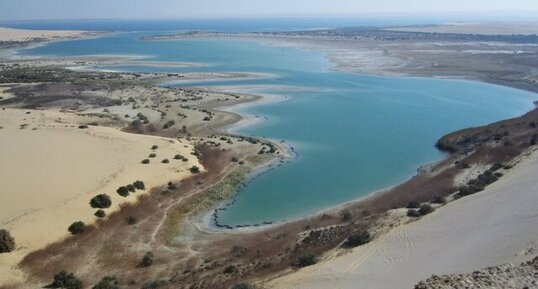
[0,27,86,42]
[0,109,202,284]
[269,149,538,289]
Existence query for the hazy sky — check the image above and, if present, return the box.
[1,0,538,21]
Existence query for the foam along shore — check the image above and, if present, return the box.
[267,148,538,289]
[0,27,91,43]
[0,108,202,284]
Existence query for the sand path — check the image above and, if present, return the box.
[269,149,538,289]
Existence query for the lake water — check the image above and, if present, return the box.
[17,29,537,227]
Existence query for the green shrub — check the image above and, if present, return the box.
[232,283,255,289]
[418,204,435,216]
[126,216,137,225]
[151,145,158,150]
[0,229,16,253]
[125,184,135,192]
[161,159,170,164]
[346,230,371,247]
[223,265,238,274]
[89,194,112,209]
[297,252,316,267]
[78,125,89,129]
[50,271,83,289]
[117,186,129,197]
[68,222,86,235]
[133,180,145,190]
[140,251,153,267]
[174,154,184,160]
[141,159,150,164]
[94,210,106,218]
[92,276,120,289]
[190,166,200,174]
[407,209,421,218]
[149,153,157,158]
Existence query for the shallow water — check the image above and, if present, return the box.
[18,32,537,226]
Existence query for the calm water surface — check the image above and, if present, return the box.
[18,32,537,226]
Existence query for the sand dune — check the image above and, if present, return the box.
[0,27,87,42]
[0,108,202,283]
[268,149,538,289]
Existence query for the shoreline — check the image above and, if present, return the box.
[3,29,537,232]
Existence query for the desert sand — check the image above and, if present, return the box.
[0,27,87,42]
[0,108,202,283]
[268,148,538,289]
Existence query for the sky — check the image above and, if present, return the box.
[1,0,538,21]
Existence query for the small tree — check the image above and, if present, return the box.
[151,145,158,150]
[126,184,136,192]
[161,159,170,164]
[68,221,86,235]
[92,276,120,289]
[190,166,200,174]
[346,230,371,247]
[0,229,16,253]
[141,159,150,164]
[90,194,112,209]
[117,186,129,197]
[140,251,153,267]
[50,271,83,289]
[133,180,145,190]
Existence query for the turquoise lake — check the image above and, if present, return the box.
[18,32,537,226]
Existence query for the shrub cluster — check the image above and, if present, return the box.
[296,252,317,267]
[92,276,120,289]
[50,271,83,289]
[117,181,145,197]
[456,167,502,199]
[140,251,154,267]
[232,283,255,289]
[407,204,435,218]
[346,230,371,247]
[190,166,200,174]
[0,229,16,253]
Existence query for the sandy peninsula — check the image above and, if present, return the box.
[0,27,93,45]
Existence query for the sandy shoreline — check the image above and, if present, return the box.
[268,147,538,289]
